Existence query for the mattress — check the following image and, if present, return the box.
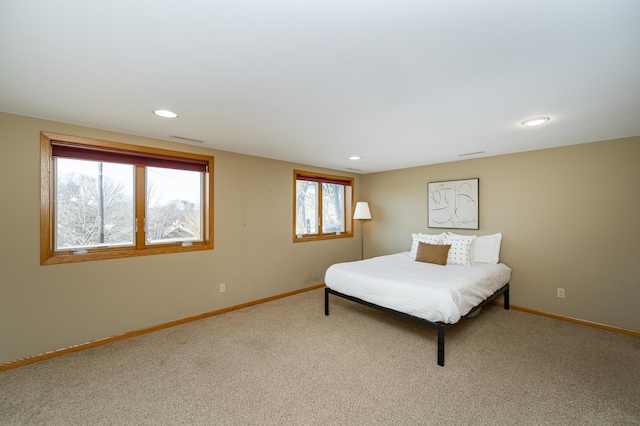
[324,252,512,324]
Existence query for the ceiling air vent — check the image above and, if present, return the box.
[458,151,486,157]
[170,135,205,143]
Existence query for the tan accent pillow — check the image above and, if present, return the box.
[415,242,451,265]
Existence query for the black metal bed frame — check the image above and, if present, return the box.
[324,283,509,366]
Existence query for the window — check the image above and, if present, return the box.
[293,170,354,242]
[40,132,214,264]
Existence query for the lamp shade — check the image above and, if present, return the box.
[353,202,372,220]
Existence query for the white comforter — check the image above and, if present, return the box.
[324,252,512,324]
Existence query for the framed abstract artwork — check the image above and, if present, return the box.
[428,178,479,229]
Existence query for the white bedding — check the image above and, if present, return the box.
[324,252,511,324]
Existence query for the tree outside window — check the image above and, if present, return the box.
[293,170,353,242]
[41,132,214,264]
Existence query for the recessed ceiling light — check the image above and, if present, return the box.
[153,109,179,118]
[349,156,361,160]
[521,117,550,127]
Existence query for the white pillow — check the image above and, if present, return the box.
[446,232,476,260]
[409,233,444,260]
[442,235,475,266]
[419,232,446,241]
[447,232,476,240]
[473,233,502,264]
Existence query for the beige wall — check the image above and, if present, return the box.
[0,113,363,364]
[2,111,637,365]
[363,137,640,331]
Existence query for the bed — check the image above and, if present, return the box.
[324,232,511,366]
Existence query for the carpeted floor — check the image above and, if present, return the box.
[1,288,639,425]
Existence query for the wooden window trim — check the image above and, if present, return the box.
[40,132,214,265]
[293,169,354,243]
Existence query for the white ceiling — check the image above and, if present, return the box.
[1,1,639,173]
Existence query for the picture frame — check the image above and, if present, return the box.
[428,178,479,229]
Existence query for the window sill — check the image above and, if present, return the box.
[292,233,353,243]
[41,243,213,265]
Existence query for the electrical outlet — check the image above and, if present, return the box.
[557,288,565,298]
[219,283,226,293]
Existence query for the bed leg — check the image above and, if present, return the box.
[324,287,329,316]
[437,328,445,367]
[504,287,510,310]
